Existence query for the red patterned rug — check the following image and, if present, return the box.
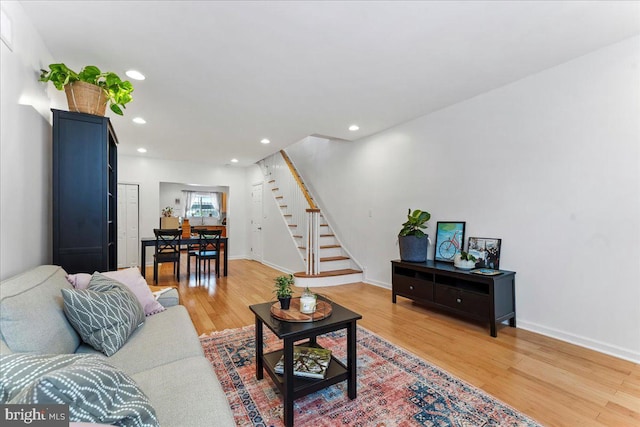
[200,325,540,427]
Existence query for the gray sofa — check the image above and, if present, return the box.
[0,265,235,426]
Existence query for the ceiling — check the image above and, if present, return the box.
[20,1,640,166]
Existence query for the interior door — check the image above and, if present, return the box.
[117,184,139,268]
[251,183,263,261]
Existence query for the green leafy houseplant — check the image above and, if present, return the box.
[398,209,431,262]
[459,251,477,262]
[39,63,134,115]
[274,274,294,309]
[454,251,477,270]
[399,209,431,238]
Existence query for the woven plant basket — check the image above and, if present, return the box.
[64,81,108,116]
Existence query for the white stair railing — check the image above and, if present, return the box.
[259,153,313,269]
[306,208,321,275]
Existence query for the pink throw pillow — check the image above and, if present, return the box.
[67,268,166,316]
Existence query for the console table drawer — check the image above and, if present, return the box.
[434,285,489,318]
[393,275,433,301]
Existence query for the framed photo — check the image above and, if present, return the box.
[468,237,502,269]
[434,222,466,262]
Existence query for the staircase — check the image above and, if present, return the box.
[259,150,363,287]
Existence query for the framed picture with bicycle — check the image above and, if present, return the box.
[434,221,466,262]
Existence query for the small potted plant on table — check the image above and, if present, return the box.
[274,274,294,309]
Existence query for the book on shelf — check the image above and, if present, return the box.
[273,346,332,379]
[471,268,502,276]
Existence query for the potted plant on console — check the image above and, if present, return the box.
[274,274,294,310]
[398,209,431,262]
[454,251,477,270]
[39,63,134,116]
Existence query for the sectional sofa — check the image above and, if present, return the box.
[0,265,235,426]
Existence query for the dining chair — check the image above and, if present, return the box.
[188,229,222,281]
[153,228,182,284]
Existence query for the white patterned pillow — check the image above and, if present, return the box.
[0,353,159,427]
[62,273,145,356]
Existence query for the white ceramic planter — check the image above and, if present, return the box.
[453,254,476,270]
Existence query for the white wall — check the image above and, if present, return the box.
[118,155,250,263]
[245,165,305,273]
[0,1,65,279]
[285,36,640,362]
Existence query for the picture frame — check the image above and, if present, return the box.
[468,237,502,269]
[434,222,466,262]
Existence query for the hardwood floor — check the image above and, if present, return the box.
[148,259,640,427]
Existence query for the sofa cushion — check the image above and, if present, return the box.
[68,268,166,316]
[62,274,145,356]
[1,353,159,427]
[132,356,235,427]
[75,305,203,375]
[0,265,80,354]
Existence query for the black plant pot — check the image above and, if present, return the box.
[398,234,429,262]
[278,296,291,310]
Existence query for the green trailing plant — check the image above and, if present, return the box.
[459,251,477,262]
[273,274,294,298]
[39,63,134,115]
[398,209,431,238]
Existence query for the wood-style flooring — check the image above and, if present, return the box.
[147,259,640,427]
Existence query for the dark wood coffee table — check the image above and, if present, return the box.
[250,298,362,427]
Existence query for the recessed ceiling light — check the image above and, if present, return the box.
[260,138,270,144]
[125,70,145,80]
[349,125,360,131]
[231,158,239,163]
[132,117,146,124]
[137,148,147,153]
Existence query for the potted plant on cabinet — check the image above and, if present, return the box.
[454,251,477,270]
[398,208,431,262]
[39,63,134,116]
[274,274,294,309]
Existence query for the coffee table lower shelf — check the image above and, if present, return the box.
[262,350,349,398]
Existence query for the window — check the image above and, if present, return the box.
[186,193,220,219]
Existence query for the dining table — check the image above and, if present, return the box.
[140,236,228,278]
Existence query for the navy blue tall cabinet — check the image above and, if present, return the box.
[52,109,118,273]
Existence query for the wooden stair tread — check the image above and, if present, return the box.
[320,234,335,237]
[275,196,284,199]
[294,269,362,278]
[320,256,350,262]
[268,180,275,183]
[298,245,341,250]
[271,187,279,191]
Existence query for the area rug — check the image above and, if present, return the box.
[200,325,541,427]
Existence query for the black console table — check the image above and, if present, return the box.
[391,260,516,337]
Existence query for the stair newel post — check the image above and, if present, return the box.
[306,208,321,275]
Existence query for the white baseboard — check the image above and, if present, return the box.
[258,259,293,275]
[518,319,640,364]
